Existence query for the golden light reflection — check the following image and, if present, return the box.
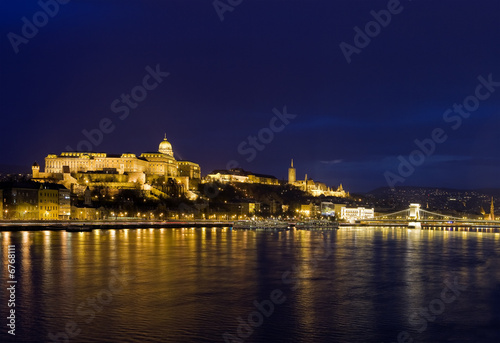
[21,231,28,244]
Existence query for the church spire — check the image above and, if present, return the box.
[490,197,495,221]
[288,158,296,184]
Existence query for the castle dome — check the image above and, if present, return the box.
[158,134,173,156]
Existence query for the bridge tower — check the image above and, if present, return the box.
[409,203,421,220]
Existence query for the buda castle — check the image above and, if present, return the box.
[32,135,201,198]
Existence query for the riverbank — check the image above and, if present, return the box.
[2,220,500,232]
[0,220,232,231]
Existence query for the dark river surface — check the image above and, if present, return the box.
[1,227,500,342]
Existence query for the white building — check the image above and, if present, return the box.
[340,207,374,222]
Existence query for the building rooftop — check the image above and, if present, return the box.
[0,181,68,190]
[209,168,277,180]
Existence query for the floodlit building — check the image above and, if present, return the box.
[321,202,346,218]
[228,201,261,216]
[0,181,70,220]
[38,185,59,221]
[1,182,39,220]
[32,135,201,196]
[206,168,279,185]
[299,203,320,217]
[59,187,71,220]
[288,160,347,197]
[340,207,374,222]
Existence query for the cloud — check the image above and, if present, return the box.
[319,159,343,165]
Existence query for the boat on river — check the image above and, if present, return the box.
[232,219,339,230]
[294,220,339,230]
[65,226,93,232]
[232,220,290,230]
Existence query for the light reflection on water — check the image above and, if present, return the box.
[0,227,500,343]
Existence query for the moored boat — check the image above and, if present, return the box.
[295,220,339,230]
[232,220,290,230]
[65,226,93,232]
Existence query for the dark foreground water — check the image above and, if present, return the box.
[1,227,500,343]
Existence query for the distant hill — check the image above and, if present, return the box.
[364,186,499,215]
[0,164,28,174]
[366,186,500,196]
[474,188,500,197]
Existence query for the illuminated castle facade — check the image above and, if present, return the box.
[206,168,279,185]
[288,159,347,197]
[32,135,200,197]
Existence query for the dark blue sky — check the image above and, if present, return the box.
[1,0,500,192]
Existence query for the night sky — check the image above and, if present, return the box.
[1,0,500,192]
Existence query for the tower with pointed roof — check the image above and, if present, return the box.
[288,159,296,183]
[490,197,495,221]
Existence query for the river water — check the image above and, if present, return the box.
[1,227,500,342]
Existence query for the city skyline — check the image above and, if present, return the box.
[2,1,500,192]
[3,3,500,343]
